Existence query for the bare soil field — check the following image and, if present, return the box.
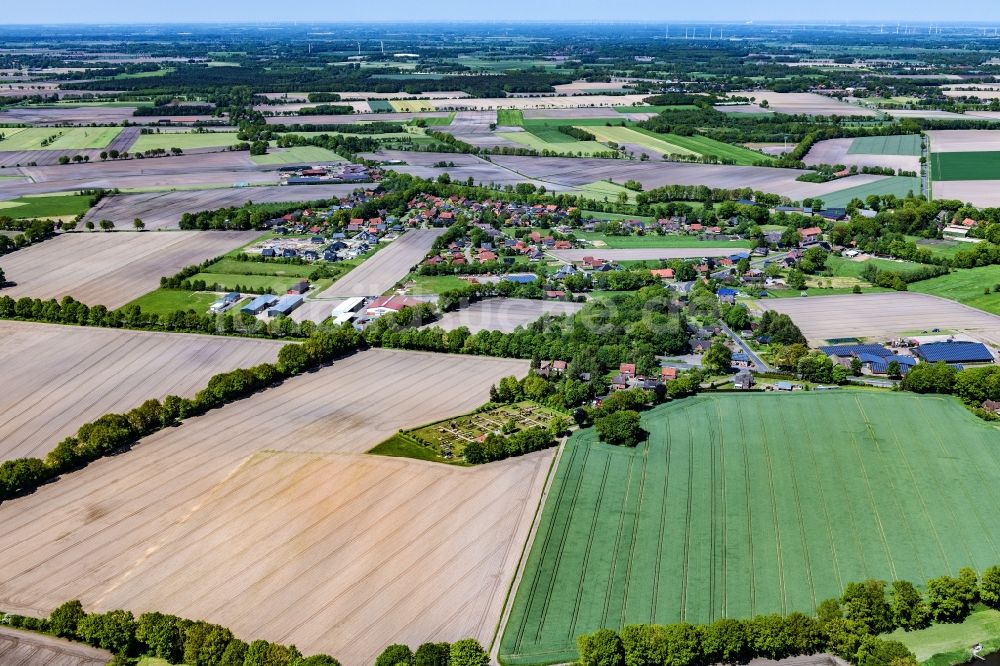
[522,108,622,119]
[0,321,282,461]
[722,92,875,116]
[926,130,1000,152]
[0,105,137,125]
[361,151,566,191]
[320,229,445,297]
[444,111,519,148]
[931,181,1000,207]
[885,109,970,120]
[804,137,921,172]
[759,292,1000,344]
[429,298,584,333]
[0,230,259,308]
[0,349,542,666]
[551,247,737,261]
[83,184,364,230]
[486,155,892,200]
[428,94,649,111]
[552,81,630,94]
[264,111,451,125]
[0,626,111,666]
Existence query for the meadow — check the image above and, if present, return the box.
[911,265,1000,316]
[0,192,92,219]
[499,392,1000,665]
[250,145,345,165]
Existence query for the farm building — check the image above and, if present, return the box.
[913,340,994,364]
[332,296,367,315]
[241,294,278,315]
[365,295,424,317]
[209,291,242,313]
[287,281,310,295]
[267,295,304,317]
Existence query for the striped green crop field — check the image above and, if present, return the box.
[499,392,1000,665]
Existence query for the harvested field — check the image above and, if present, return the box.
[360,151,566,191]
[83,184,362,230]
[499,392,1000,665]
[264,111,450,125]
[927,130,1000,153]
[0,349,543,666]
[885,109,970,120]
[485,155,893,201]
[0,626,111,666]
[130,131,242,152]
[429,298,584,333]
[0,321,282,461]
[320,229,445,297]
[551,247,737,261]
[0,230,259,308]
[758,292,1000,344]
[722,92,875,116]
[804,137,921,172]
[0,105,138,125]
[444,110,518,148]
[932,181,1000,207]
[522,108,621,120]
[428,94,649,111]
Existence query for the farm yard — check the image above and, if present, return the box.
[758,292,1000,344]
[0,321,283,461]
[83,184,363,230]
[499,392,1000,665]
[429,298,584,333]
[0,349,544,666]
[319,228,446,297]
[0,230,259,309]
[0,626,111,666]
[382,400,566,462]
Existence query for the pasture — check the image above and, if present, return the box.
[0,127,122,151]
[759,292,1000,344]
[250,146,345,165]
[0,230,259,309]
[500,392,1000,665]
[931,152,1000,181]
[130,131,243,152]
[0,349,542,666]
[0,321,282,461]
[428,298,584,334]
[319,229,445,297]
[0,192,92,219]
[887,607,1000,664]
[911,265,1000,316]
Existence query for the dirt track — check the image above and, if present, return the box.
[320,229,445,297]
[0,321,283,461]
[0,230,259,308]
[0,349,543,666]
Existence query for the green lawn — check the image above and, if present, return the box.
[250,146,345,165]
[912,265,1000,316]
[191,272,301,293]
[207,258,315,278]
[848,135,922,156]
[0,193,92,219]
[576,231,751,249]
[124,289,226,316]
[130,131,243,152]
[887,607,1000,664]
[368,434,458,464]
[825,255,923,278]
[0,127,122,151]
[931,152,1000,181]
[137,657,176,666]
[580,211,660,221]
[500,392,1000,665]
[819,176,920,209]
[403,274,471,295]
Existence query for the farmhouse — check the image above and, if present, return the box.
[365,295,424,317]
[798,227,823,244]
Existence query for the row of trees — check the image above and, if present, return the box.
[903,362,1000,411]
[0,328,361,502]
[374,640,488,666]
[0,219,56,258]
[579,565,1000,666]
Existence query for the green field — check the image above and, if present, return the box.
[911,265,1000,316]
[764,285,892,298]
[848,135,922,156]
[130,131,242,152]
[500,392,1000,665]
[367,100,394,112]
[576,231,750,249]
[498,131,609,155]
[825,255,923,278]
[0,193,92,219]
[887,607,1000,664]
[250,145,346,165]
[819,176,920,209]
[418,113,456,126]
[576,181,639,203]
[191,271,303,293]
[627,127,771,165]
[931,152,1000,181]
[0,127,122,151]
[585,125,699,156]
[124,289,229,316]
[497,109,525,126]
[403,274,472,295]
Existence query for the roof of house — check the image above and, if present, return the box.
[913,341,994,364]
[799,226,823,237]
[367,295,423,312]
[819,344,894,358]
[717,287,738,297]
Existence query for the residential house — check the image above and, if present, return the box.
[798,226,823,244]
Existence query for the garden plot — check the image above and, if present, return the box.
[0,349,542,666]
[319,229,446,298]
[0,230,259,308]
[429,298,584,333]
[721,91,875,116]
[83,184,362,230]
[758,292,1000,345]
[0,321,282,461]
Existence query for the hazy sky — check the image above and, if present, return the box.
[5,0,1000,23]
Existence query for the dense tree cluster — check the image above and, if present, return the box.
[756,311,807,345]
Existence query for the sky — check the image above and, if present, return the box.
[5,0,1000,24]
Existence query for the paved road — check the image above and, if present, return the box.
[719,321,772,372]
